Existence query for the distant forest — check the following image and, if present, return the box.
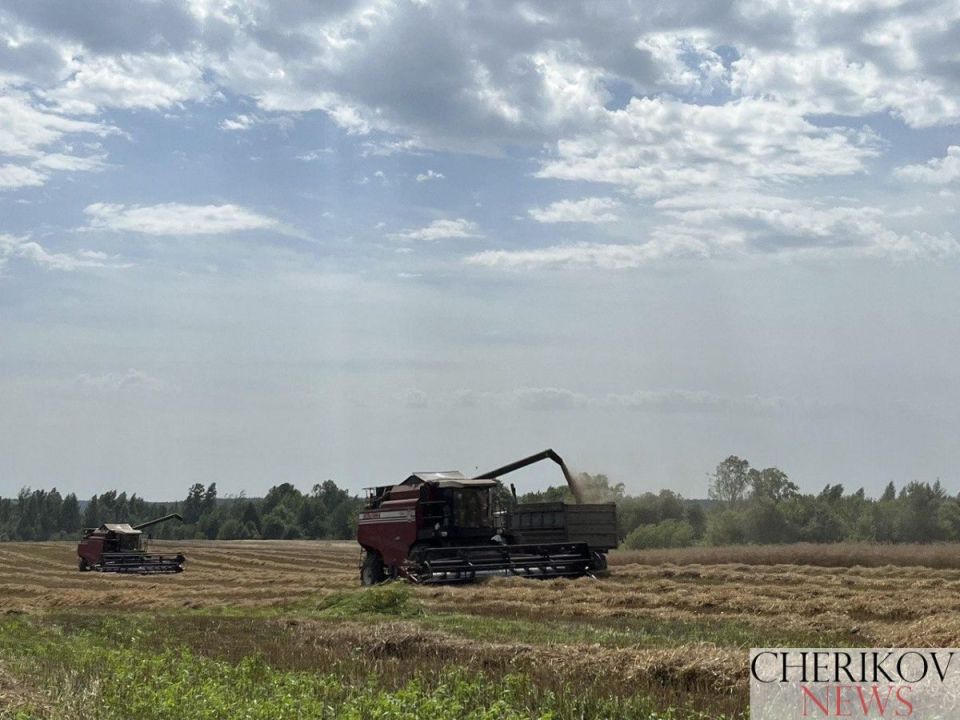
[543,458,960,549]
[2,456,958,546]
[0,481,362,542]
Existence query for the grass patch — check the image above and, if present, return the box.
[314,583,424,618]
[0,616,739,720]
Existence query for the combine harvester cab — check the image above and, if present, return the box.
[77,513,186,574]
[357,449,617,585]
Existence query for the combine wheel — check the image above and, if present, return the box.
[78,559,91,572]
[360,551,385,586]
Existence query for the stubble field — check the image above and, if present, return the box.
[0,540,956,719]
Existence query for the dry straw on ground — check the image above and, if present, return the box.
[1,540,957,697]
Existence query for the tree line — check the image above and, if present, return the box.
[2,458,956,546]
[0,480,363,542]
[517,457,960,549]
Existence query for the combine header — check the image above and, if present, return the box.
[357,449,617,584]
[77,513,185,573]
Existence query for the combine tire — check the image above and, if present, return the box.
[360,551,385,586]
[78,559,91,572]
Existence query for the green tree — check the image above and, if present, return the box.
[818,484,845,504]
[616,493,660,537]
[182,483,206,525]
[240,501,261,534]
[709,456,750,504]
[261,505,295,539]
[262,483,303,517]
[706,509,747,544]
[517,485,571,504]
[15,489,38,540]
[895,481,946,543]
[800,505,846,543]
[60,493,82,535]
[656,490,685,521]
[743,497,790,544]
[685,504,707,539]
[937,500,960,541]
[202,483,218,516]
[83,495,100,529]
[748,467,798,502]
[623,519,695,550]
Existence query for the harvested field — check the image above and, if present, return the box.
[614,542,960,569]
[0,540,957,719]
[0,540,358,611]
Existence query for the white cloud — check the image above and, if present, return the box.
[529,49,609,125]
[528,197,620,224]
[468,194,960,269]
[43,53,212,114]
[0,0,957,273]
[0,234,131,271]
[0,93,116,190]
[220,113,294,133]
[83,203,283,236]
[465,242,684,270]
[219,113,259,131]
[0,94,111,157]
[605,389,785,413]
[730,48,960,129]
[32,152,107,173]
[652,195,960,260]
[538,97,879,199]
[513,386,588,410]
[439,386,789,413]
[727,1,960,128]
[295,148,333,161]
[389,218,482,242]
[190,0,959,147]
[415,169,445,182]
[4,0,960,152]
[895,147,960,185]
[634,31,729,96]
[360,138,425,157]
[0,163,46,189]
[76,368,167,393]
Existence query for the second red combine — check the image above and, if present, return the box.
[357,449,617,584]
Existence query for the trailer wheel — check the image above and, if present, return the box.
[78,559,91,572]
[360,551,385,586]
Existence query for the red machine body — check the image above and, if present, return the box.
[77,513,185,574]
[356,450,617,584]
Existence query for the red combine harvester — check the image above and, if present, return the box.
[357,449,618,585]
[77,513,186,573]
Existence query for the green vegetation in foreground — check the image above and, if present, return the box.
[314,582,424,618]
[0,612,739,720]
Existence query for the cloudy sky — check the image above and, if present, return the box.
[1,0,959,500]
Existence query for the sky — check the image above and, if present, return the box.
[1,0,959,500]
